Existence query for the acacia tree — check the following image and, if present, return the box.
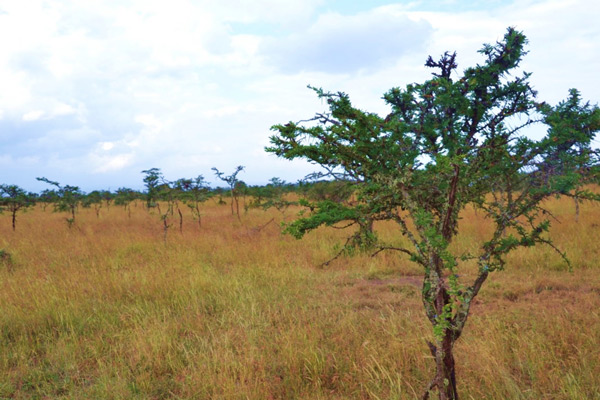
[114,188,138,218]
[253,177,296,217]
[537,88,600,220]
[99,190,113,210]
[174,176,211,229]
[141,168,162,210]
[38,189,58,211]
[81,190,103,218]
[0,185,36,231]
[212,165,245,220]
[141,168,177,242]
[36,178,84,228]
[267,28,600,399]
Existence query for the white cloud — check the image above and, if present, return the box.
[261,9,433,74]
[22,110,44,121]
[100,142,115,151]
[201,106,242,118]
[207,0,323,25]
[92,153,134,173]
[52,103,76,117]
[134,114,163,130]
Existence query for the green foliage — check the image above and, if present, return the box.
[36,178,83,227]
[114,188,139,217]
[81,191,104,217]
[303,180,354,203]
[141,168,180,241]
[248,177,297,218]
[174,176,211,228]
[267,27,600,398]
[212,166,245,220]
[0,185,36,230]
[141,168,163,209]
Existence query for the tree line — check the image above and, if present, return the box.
[0,167,361,232]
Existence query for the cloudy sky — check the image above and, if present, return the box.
[1,0,598,192]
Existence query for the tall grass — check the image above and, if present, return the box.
[0,196,599,399]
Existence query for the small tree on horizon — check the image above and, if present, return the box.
[0,185,36,231]
[81,190,103,218]
[174,176,211,230]
[212,165,245,221]
[141,168,177,242]
[114,188,139,218]
[36,177,84,228]
[267,28,600,399]
[141,168,162,210]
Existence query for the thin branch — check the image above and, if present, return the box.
[331,222,356,230]
[371,245,415,258]
[319,235,354,268]
[538,237,572,271]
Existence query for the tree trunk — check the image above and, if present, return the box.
[163,217,169,244]
[424,333,458,400]
[440,333,458,399]
[234,195,241,221]
[423,271,459,400]
[196,205,202,229]
[178,208,183,233]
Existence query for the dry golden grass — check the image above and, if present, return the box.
[0,196,599,399]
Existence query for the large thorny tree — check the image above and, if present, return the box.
[267,28,600,399]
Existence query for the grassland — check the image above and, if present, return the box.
[1,196,599,399]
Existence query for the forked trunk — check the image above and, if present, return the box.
[424,331,458,400]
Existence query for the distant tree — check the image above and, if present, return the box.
[99,190,113,210]
[212,165,245,221]
[174,176,211,229]
[141,168,163,210]
[267,28,600,399]
[36,178,84,228]
[114,188,138,218]
[81,190,103,218]
[537,89,600,220]
[38,189,58,211]
[305,180,355,203]
[161,181,180,236]
[250,177,296,219]
[235,180,249,213]
[141,168,179,242]
[0,185,36,231]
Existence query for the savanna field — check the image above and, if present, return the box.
[1,195,599,399]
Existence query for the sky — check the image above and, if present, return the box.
[0,0,599,192]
